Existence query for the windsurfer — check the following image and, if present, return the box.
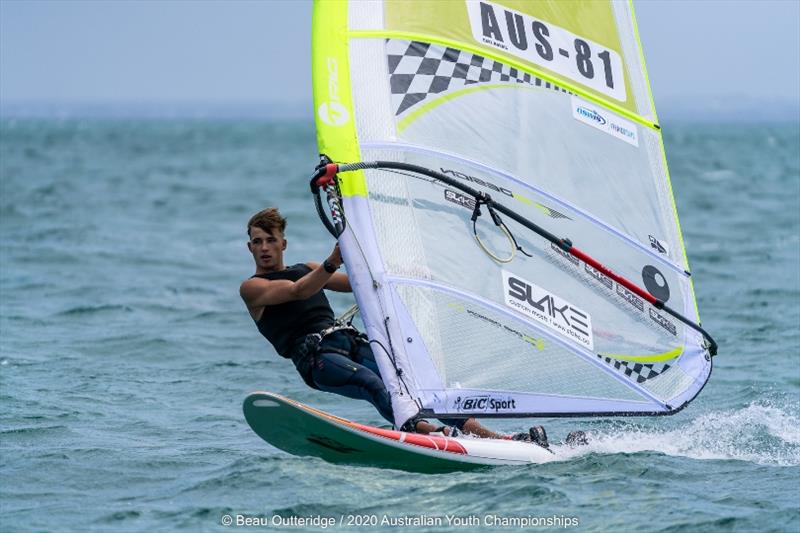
[239,207,546,443]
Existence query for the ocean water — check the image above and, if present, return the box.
[1,118,798,532]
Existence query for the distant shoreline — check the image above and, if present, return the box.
[0,101,314,121]
[1,100,797,124]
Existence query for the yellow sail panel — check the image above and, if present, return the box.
[311,0,366,197]
[378,0,653,121]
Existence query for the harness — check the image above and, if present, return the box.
[289,325,368,388]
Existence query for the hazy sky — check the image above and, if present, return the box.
[1,0,798,117]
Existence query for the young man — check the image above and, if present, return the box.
[239,207,548,442]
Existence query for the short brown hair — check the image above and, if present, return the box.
[247,207,287,237]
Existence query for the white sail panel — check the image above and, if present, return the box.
[361,154,694,355]
[375,39,684,267]
[393,283,649,403]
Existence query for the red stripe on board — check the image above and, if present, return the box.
[349,422,468,455]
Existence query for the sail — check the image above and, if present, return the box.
[311,0,713,427]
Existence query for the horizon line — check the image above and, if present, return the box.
[1,98,797,123]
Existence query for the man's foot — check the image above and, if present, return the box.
[435,425,460,437]
[511,425,549,448]
[564,430,589,446]
[529,425,549,448]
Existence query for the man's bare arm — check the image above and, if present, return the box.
[306,261,351,292]
[239,265,333,309]
[240,244,344,309]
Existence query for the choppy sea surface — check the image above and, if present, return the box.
[1,119,798,532]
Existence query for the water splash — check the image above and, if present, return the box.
[553,401,800,467]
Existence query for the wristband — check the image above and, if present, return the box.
[323,259,339,273]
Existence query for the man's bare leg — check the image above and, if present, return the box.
[459,419,550,447]
[460,418,507,439]
[412,418,547,446]
[414,418,511,439]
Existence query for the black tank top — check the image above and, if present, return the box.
[252,263,335,357]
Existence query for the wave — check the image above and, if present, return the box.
[55,304,133,316]
[553,400,800,467]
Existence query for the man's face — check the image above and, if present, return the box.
[247,226,286,272]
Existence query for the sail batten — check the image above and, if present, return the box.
[312,0,713,427]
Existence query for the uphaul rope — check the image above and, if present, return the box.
[309,159,717,357]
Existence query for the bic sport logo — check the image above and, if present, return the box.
[452,395,517,412]
[318,57,350,127]
[318,101,349,126]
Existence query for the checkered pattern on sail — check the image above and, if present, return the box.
[597,355,670,384]
[387,40,572,115]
